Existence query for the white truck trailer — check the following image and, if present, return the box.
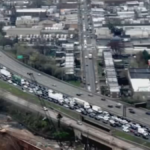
[73,97,90,109]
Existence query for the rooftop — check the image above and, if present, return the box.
[129,68,150,79]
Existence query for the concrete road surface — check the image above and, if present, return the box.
[3,91,144,150]
[1,52,150,126]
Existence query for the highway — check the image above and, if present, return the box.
[2,90,144,150]
[79,0,97,93]
[1,52,150,126]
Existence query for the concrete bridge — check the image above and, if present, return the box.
[0,90,145,150]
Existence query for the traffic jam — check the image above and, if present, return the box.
[0,66,150,140]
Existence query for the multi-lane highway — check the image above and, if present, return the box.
[78,0,98,93]
[2,90,144,150]
[1,52,150,126]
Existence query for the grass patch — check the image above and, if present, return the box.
[113,130,150,147]
[0,80,80,120]
[68,80,81,87]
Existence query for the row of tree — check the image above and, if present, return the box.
[12,44,67,80]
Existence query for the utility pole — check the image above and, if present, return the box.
[123,105,126,117]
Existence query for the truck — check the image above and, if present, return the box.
[73,97,90,109]
[12,75,21,85]
[88,53,92,59]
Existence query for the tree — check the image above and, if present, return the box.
[57,113,63,128]
[142,50,150,63]
[108,38,124,54]
[0,37,13,48]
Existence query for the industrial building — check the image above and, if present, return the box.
[103,50,120,97]
[128,68,150,93]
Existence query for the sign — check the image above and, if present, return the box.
[17,55,23,59]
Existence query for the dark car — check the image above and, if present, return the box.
[108,105,113,108]
[146,112,150,115]
[143,135,149,140]
[76,93,82,96]
[89,113,96,118]
[103,120,108,124]
[81,111,87,115]
[134,132,140,137]
[110,123,116,127]
[88,93,93,97]
[129,109,135,114]
[101,98,105,101]
[115,122,122,127]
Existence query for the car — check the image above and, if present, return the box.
[108,105,113,108]
[103,120,108,124]
[146,112,150,115]
[88,93,93,97]
[69,105,74,110]
[52,84,56,87]
[129,109,135,114]
[43,107,48,111]
[116,103,122,108]
[95,115,102,120]
[143,135,149,139]
[89,113,96,118]
[77,120,82,125]
[134,132,140,137]
[81,111,87,115]
[76,109,82,113]
[130,129,135,133]
[101,98,105,101]
[38,73,41,76]
[76,93,82,96]
[123,127,129,132]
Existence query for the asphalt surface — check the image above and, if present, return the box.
[79,0,97,93]
[3,90,144,150]
[1,52,150,126]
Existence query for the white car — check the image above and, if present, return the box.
[77,120,82,125]
[103,117,109,121]
[38,73,41,76]
[43,107,48,111]
[8,80,12,84]
[123,127,129,132]
[76,109,82,113]
[13,83,17,86]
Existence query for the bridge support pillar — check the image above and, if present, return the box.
[74,129,82,140]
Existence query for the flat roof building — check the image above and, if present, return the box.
[128,68,150,92]
[103,50,120,97]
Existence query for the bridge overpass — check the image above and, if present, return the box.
[0,89,144,150]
